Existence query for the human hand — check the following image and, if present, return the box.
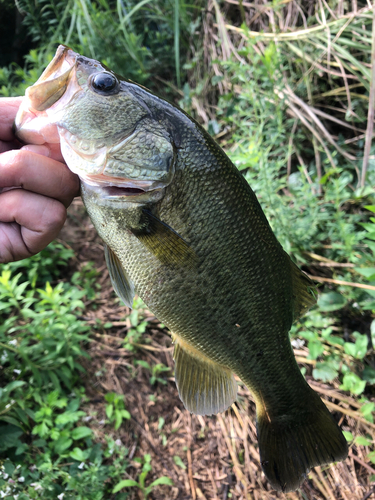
[0,96,80,263]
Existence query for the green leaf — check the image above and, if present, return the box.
[4,381,26,392]
[313,362,338,382]
[307,340,324,360]
[114,410,123,430]
[0,425,23,451]
[362,366,375,384]
[355,435,372,446]
[173,455,186,469]
[112,479,139,493]
[121,410,131,420]
[0,416,24,428]
[149,476,174,487]
[54,436,73,454]
[360,402,374,423]
[136,360,151,370]
[318,292,346,312]
[71,426,92,440]
[106,404,113,419]
[343,431,353,442]
[70,447,90,462]
[340,372,366,395]
[55,410,85,426]
[367,451,375,464]
[354,267,375,280]
[344,333,368,360]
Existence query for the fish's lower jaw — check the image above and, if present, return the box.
[256,390,348,492]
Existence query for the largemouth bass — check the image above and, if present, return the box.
[14,45,348,492]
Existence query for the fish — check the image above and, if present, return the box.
[14,45,348,492]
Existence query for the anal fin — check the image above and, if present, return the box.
[173,334,237,415]
[104,244,135,309]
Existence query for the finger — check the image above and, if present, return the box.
[21,143,65,163]
[0,97,23,141]
[0,189,67,263]
[0,149,80,207]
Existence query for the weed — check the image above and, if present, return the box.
[104,393,130,430]
[135,360,171,386]
[123,297,148,351]
[0,245,131,499]
[112,453,173,498]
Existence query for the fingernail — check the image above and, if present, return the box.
[21,144,50,157]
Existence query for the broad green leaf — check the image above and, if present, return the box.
[112,479,139,493]
[360,402,375,423]
[307,340,324,360]
[4,381,26,392]
[70,447,90,462]
[313,362,338,382]
[318,292,346,312]
[343,431,353,442]
[363,366,375,385]
[344,333,368,360]
[54,436,73,454]
[0,425,23,451]
[71,426,92,440]
[354,267,375,280]
[340,372,366,395]
[149,476,174,487]
[355,436,372,446]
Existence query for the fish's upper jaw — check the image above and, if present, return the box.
[14,46,81,144]
[25,45,78,113]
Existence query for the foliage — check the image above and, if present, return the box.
[122,297,148,351]
[9,0,204,89]
[0,248,132,499]
[104,393,130,430]
[112,453,173,498]
[135,360,170,386]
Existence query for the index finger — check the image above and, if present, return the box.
[0,97,23,141]
[0,149,80,208]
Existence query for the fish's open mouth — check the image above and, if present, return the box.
[104,186,145,197]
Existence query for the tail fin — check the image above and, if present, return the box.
[257,390,348,492]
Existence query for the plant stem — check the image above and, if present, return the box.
[361,4,375,188]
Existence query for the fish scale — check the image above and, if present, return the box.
[14,45,348,493]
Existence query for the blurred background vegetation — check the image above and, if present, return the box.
[1,0,375,499]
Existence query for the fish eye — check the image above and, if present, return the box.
[90,72,119,94]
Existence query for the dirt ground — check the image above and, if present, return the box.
[59,200,375,500]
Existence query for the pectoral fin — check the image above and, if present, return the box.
[132,210,197,268]
[173,334,237,415]
[104,245,135,309]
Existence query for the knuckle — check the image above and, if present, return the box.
[41,199,67,232]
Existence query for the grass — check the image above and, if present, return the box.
[1,0,375,498]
